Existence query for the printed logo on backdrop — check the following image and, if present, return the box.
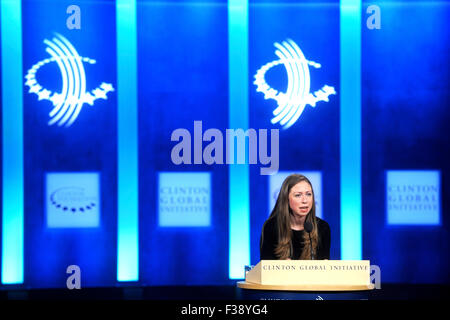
[25,33,114,127]
[254,39,336,130]
[269,171,322,218]
[46,172,100,228]
[387,170,440,225]
[158,172,211,227]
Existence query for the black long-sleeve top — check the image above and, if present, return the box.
[260,216,331,260]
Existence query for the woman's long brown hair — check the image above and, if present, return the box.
[261,174,319,260]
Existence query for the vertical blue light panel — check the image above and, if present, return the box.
[340,0,362,260]
[228,0,250,279]
[1,0,24,284]
[116,0,139,282]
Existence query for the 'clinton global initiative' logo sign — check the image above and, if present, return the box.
[387,170,441,225]
[25,33,114,127]
[46,172,100,228]
[158,172,211,227]
[254,39,336,130]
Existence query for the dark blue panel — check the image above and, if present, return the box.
[249,3,341,264]
[362,1,450,284]
[138,2,229,285]
[22,0,117,288]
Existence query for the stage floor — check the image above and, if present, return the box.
[1,284,449,300]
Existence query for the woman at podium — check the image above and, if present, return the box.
[260,174,330,260]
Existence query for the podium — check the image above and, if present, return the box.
[237,260,375,292]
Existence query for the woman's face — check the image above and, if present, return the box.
[288,181,313,217]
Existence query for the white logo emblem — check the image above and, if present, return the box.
[25,33,114,127]
[254,39,336,129]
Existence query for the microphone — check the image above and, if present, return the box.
[304,220,315,260]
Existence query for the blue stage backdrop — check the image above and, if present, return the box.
[137,0,230,285]
[248,1,341,265]
[0,0,449,289]
[22,0,117,288]
[361,0,450,284]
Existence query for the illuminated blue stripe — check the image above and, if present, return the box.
[340,0,362,260]
[228,0,250,279]
[116,0,139,282]
[1,0,24,284]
